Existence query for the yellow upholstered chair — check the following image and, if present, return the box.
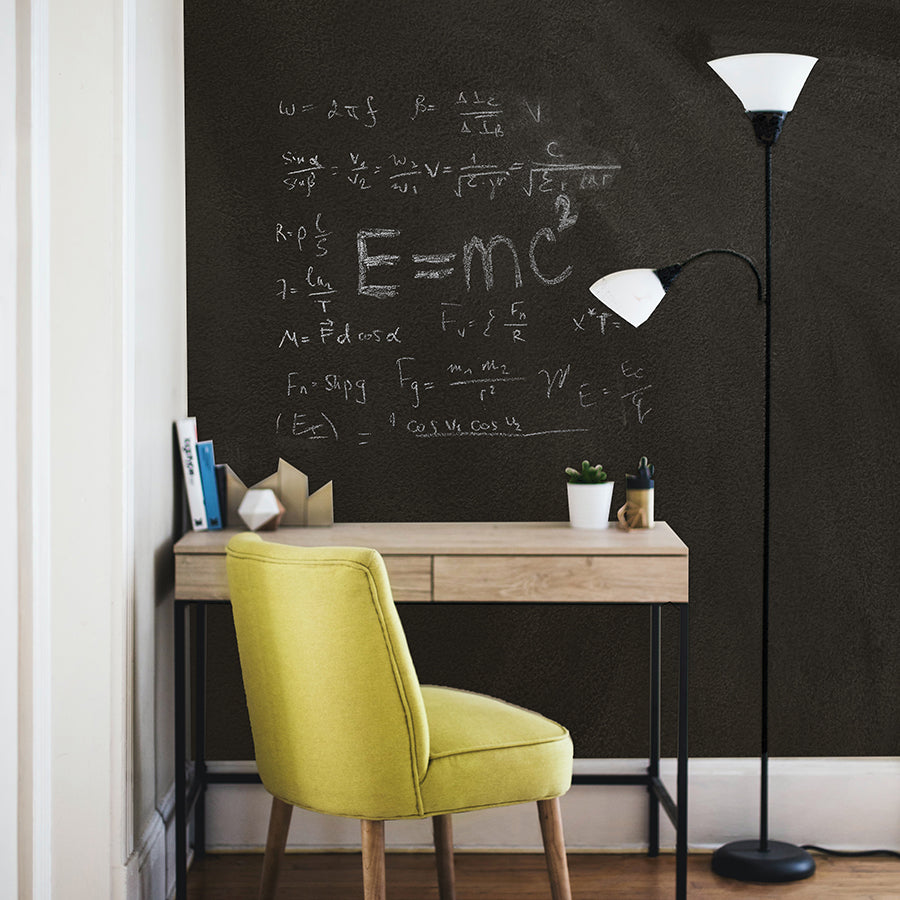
[225,532,574,900]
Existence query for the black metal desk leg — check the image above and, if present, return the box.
[175,601,187,900]
[195,603,208,856]
[648,604,661,857]
[676,604,689,900]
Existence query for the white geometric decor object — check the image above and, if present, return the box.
[225,459,334,527]
[237,489,286,532]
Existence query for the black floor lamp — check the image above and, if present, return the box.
[588,51,819,884]
[706,50,819,884]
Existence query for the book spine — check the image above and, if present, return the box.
[215,463,228,528]
[176,417,208,531]
[197,440,223,530]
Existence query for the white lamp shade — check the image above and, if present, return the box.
[588,268,666,328]
[708,53,818,112]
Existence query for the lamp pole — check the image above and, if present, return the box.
[709,55,818,883]
[761,134,773,857]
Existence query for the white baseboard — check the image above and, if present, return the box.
[202,758,900,854]
[126,779,187,900]
[125,807,166,900]
[158,781,180,900]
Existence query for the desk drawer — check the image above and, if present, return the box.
[384,555,432,602]
[433,555,687,604]
[175,553,432,602]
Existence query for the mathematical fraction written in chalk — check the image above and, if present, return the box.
[277,267,337,299]
[441,299,528,343]
[282,148,620,200]
[396,356,531,407]
[281,90,546,133]
[390,355,655,425]
[275,213,331,257]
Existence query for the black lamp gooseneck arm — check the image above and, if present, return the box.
[654,248,762,304]
[681,248,764,305]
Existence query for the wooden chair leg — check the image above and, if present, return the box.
[361,819,386,900]
[432,814,456,900]
[537,798,572,900]
[259,796,293,900]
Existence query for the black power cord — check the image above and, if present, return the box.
[802,844,900,860]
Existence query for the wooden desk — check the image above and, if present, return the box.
[174,522,689,899]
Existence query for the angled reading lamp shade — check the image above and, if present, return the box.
[588,249,762,327]
[590,51,818,885]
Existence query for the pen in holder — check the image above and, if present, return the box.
[618,456,655,529]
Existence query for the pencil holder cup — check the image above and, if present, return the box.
[624,487,654,528]
[618,456,655,529]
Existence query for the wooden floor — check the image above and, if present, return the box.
[186,851,900,899]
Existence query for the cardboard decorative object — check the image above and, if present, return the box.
[223,464,248,528]
[225,459,334,527]
[238,489,286,531]
[306,480,334,526]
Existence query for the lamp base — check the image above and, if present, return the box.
[712,840,816,883]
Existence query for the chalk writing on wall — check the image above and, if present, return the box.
[188,78,654,512]
[246,91,647,455]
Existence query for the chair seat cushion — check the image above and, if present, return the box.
[417,685,573,816]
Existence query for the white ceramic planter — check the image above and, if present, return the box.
[567,481,615,529]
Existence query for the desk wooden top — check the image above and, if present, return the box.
[174,523,688,604]
[174,521,687,557]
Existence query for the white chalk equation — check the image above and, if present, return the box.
[440,299,529,343]
[272,355,654,453]
[279,95,378,128]
[285,372,368,405]
[390,355,653,425]
[277,267,339,313]
[253,84,655,466]
[276,407,590,444]
[278,321,402,348]
[357,222,575,298]
[400,417,589,439]
[281,149,620,201]
[396,356,530,406]
[279,90,553,138]
[275,213,332,257]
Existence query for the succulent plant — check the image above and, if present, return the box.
[565,460,609,484]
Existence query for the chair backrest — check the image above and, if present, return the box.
[226,532,430,820]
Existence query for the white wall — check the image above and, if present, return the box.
[3,0,21,894]
[16,0,185,896]
[133,0,185,838]
[44,0,129,892]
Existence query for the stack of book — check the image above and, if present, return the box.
[176,416,226,531]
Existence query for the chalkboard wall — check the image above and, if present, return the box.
[185,0,900,759]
